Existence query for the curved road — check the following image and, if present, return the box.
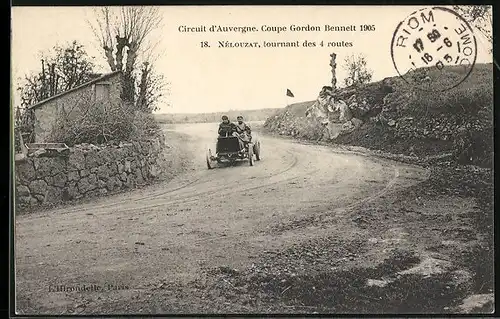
[15,123,429,314]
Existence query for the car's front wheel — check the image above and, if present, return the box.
[248,144,254,166]
[254,141,261,161]
[206,148,215,169]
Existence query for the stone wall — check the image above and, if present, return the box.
[15,135,166,211]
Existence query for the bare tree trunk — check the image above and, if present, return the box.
[41,59,47,99]
[88,6,163,108]
[121,72,135,104]
[55,75,60,95]
[103,46,117,71]
[136,62,149,111]
[125,42,138,75]
[115,36,127,71]
[50,63,56,96]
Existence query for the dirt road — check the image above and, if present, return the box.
[15,123,491,314]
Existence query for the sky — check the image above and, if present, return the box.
[11,6,493,114]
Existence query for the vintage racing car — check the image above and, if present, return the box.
[206,134,261,169]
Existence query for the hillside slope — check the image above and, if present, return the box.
[155,108,281,124]
[264,63,493,167]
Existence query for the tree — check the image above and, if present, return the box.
[15,41,97,142]
[453,5,492,53]
[342,54,373,87]
[16,41,97,108]
[87,6,163,105]
[135,62,166,113]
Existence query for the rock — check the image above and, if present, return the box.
[341,121,355,132]
[45,186,62,203]
[68,171,79,182]
[124,175,134,188]
[124,161,132,173]
[149,164,159,178]
[347,94,357,104]
[80,169,90,178]
[17,185,30,196]
[132,141,142,154]
[366,278,393,287]
[106,176,117,192]
[335,100,352,122]
[351,117,364,128]
[140,141,149,155]
[97,165,110,181]
[77,174,97,194]
[130,160,138,171]
[397,256,452,277]
[51,172,67,188]
[89,144,101,151]
[65,182,81,200]
[388,120,396,127]
[119,172,128,182]
[135,169,144,184]
[99,148,114,164]
[32,148,47,157]
[108,162,118,175]
[117,162,125,174]
[17,196,31,206]
[16,159,36,183]
[119,141,133,148]
[115,178,123,189]
[458,294,494,313]
[15,153,27,162]
[85,151,103,169]
[68,149,85,171]
[98,179,106,189]
[85,189,100,198]
[34,157,66,178]
[151,139,161,154]
[29,198,38,207]
[450,269,473,290]
[29,180,48,195]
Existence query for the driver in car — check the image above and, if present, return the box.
[218,115,237,137]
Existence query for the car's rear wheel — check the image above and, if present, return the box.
[206,149,215,169]
[254,141,261,161]
[248,144,254,166]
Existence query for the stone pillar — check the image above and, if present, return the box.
[330,53,337,90]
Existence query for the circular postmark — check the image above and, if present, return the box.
[391,7,477,92]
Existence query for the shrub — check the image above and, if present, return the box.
[48,100,137,146]
[130,111,162,140]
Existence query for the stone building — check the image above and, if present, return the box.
[28,71,123,143]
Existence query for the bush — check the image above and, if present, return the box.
[130,111,162,140]
[48,100,150,146]
[408,84,492,118]
[407,81,493,166]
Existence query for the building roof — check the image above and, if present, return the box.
[28,70,122,110]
